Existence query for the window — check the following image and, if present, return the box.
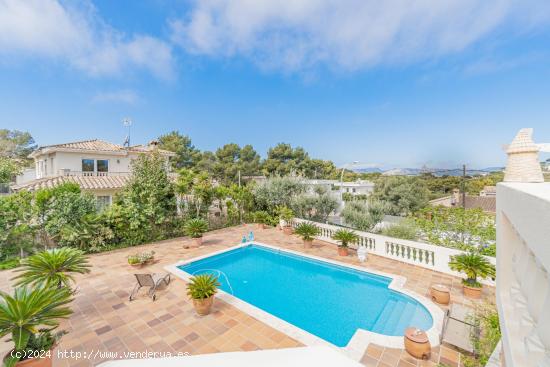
[82,159,94,174]
[352,188,356,193]
[97,160,109,175]
[96,196,111,210]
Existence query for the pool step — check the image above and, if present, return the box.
[372,299,423,336]
[371,299,397,333]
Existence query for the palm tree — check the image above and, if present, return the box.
[294,222,320,247]
[0,286,73,366]
[331,229,359,248]
[12,248,91,288]
[449,252,496,287]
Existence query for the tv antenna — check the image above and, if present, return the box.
[122,118,132,147]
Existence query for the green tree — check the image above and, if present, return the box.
[0,157,22,183]
[158,131,200,169]
[113,152,177,243]
[341,200,387,231]
[0,129,36,162]
[263,143,309,177]
[0,191,34,259]
[372,176,429,216]
[291,187,338,222]
[414,206,496,255]
[253,177,306,214]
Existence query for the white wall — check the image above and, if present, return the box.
[292,218,496,284]
[496,183,550,367]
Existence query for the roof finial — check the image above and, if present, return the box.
[503,128,544,183]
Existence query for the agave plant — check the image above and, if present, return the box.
[183,218,209,238]
[12,248,91,289]
[0,287,73,367]
[331,229,359,248]
[186,274,220,300]
[294,222,320,241]
[449,252,496,287]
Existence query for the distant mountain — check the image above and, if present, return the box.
[352,167,383,173]
[376,167,504,177]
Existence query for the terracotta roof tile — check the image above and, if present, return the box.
[12,175,130,192]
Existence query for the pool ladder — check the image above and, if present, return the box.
[192,269,235,295]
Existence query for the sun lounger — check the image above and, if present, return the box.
[129,273,171,301]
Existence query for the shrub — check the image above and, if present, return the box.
[342,200,387,231]
[12,248,91,288]
[276,206,294,223]
[381,220,419,241]
[294,222,320,241]
[183,218,209,238]
[463,303,501,367]
[127,251,155,265]
[449,252,496,288]
[0,258,19,270]
[186,274,220,300]
[252,211,271,225]
[332,229,359,248]
[0,287,73,367]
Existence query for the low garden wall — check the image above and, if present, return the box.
[291,218,496,286]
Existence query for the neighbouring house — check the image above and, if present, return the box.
[303,179,375,196]
[429,188,496,214]
[12,139,175,208]
[480,185,497,196]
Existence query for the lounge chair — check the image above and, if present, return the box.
[129,273,171,301]
[440,303,479,354]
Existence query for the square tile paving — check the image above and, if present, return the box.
[0,225,495,366]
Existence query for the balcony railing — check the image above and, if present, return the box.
[58,170,131,177]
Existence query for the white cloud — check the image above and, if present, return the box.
[170,0,550,72]
[0,0,174,79]
[91,89,139,104]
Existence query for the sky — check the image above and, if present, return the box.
[1,0,550,169]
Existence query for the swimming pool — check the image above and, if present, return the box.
[178,244,433,347]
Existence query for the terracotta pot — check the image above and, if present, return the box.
[192,296,214,316]
[303,239,313,249]
[192,236,203,247]
[283,226,293,235]
[4,349,54,367]
[338,246,349,256]
[463,284,482,299]
[256,223,265,229]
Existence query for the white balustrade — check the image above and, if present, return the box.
[291,218,495,284]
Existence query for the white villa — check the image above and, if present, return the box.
[12,139,174,206]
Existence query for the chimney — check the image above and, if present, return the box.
[451,188,460,206]
[503,128,544,183]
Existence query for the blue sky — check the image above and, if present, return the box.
[1,0,550,169]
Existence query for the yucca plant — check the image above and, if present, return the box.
[186,274,220,300]
[449,252,496,288]
[187,274,220,316]
[0,287,73,367]
[12,248,90,289]
[331,229,359,248]
[183,218,209,238]
[294,222,320,241]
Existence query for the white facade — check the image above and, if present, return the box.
[496,183,550,367]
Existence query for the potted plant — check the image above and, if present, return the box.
[293,222,320,249]
[127,251,155,267]
[186,274,220,316]
[183,218,209,247]
[0,287,73,367]
[332,229,359,256]
[449,252,496,298]
[277,206,294,235]
[12,248,90,289]
[252,211,271,229]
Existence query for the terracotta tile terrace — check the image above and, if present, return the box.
[0,225,495,367]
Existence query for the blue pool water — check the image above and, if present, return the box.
[179,244,432,347]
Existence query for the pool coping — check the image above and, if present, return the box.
[165,241,445,361]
